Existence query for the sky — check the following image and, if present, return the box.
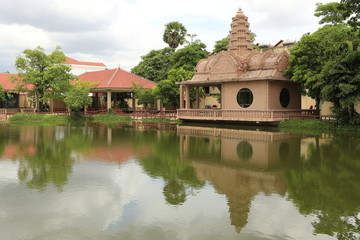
[0,0,336,73]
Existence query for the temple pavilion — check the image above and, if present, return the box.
[177,9,301,123]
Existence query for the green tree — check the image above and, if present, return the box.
[213,37,229,53]
[340,0,360,28]
[315,2,347,25]
[154,68,194,108]
[320,40,360,124]
[163,21,187,49]
[131,48,174,82]
[14,46,74,112]
[0,85,5,103]
[131,83,156,109]
[153,80,179,108]
[171,42,208,71]
[64,81,94,116]
[285,25,351,110]
[315,1,360,28]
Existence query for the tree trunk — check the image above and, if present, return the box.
[315,97,320,115]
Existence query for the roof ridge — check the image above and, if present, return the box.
[106,68,119,87]
[120,67,157,85]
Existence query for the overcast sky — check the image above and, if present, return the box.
[0,0,336,73]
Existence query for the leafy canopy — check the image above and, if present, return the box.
[163,21,187,49]
[64,80,95,112]
[154,68,194,107]
[131,48,174,82]
[315,0,360,27]
[285,25,351,104]
[14,46,74,111]
[171,42,208,71]
[131,83,157,109]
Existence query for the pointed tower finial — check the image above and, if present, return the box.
[228,8,252,56]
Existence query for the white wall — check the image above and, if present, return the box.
[70,64,107,76]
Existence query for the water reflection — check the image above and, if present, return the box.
[178,125,303,232]
[0,125,92,190]
[0,123,358,239]
[287,135,360,240]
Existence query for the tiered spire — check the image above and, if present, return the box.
[228,8,253,56]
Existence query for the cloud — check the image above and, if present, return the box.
[0,0,121,32]
[0,0,337,73]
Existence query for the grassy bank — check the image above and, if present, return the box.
[5,113,180,125]
[279,119,360,134]
[9,113,69,123]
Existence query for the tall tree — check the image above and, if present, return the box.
[131,47,174,82]
[285,25,351,110]
[170,42,208,71]
[14,46,73,112]
[163,21,187,49]
[339,0,360,28]
[315,1,360,27]
[315,2,347,25]
[0,85,5,103]
[64,80,94,117]
[320,40,360,124]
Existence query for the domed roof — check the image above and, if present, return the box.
[185,8,290,84]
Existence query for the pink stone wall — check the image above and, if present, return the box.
[268,81,301,109]
[221,80,301,110]
[222,81,268,110]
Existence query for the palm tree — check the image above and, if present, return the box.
[163,21,187,49]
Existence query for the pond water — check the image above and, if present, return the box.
[0,123,358,240]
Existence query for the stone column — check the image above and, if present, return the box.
[84,105,88,115]
[185,86,191,109]
[107,90,111,110]
[195,87,199,109]
[180,85,184,109]
[157,99,161,110]
[132,96,136,110]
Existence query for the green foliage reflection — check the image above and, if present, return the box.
[286,135,360,239]
[136,130,204,206]
[12,126,92,191]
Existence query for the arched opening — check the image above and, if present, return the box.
[280,88,290,108]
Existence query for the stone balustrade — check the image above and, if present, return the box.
[177,109,303,122]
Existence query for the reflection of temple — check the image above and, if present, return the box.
[178,125,301,232]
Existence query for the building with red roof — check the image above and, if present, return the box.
[0,73,32,110]
[0,73,17,91]
[1,59,157,112]
[78,67,157,110]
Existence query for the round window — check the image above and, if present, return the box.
[280,88,290,108]
[237,88,253,108]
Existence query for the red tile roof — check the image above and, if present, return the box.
[78,68,156,90]
[65,57,106,67]
[0,73,18,91]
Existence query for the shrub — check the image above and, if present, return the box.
[91,112,132,123]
